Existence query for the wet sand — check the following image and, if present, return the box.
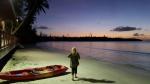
[0,46,150,84]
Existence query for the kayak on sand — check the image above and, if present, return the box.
[0,65,68,81]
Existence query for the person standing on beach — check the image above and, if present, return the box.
[68,47,80,80]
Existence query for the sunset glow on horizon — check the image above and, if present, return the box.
[36,0,150,40]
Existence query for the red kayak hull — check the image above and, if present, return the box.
[0,65,68,81]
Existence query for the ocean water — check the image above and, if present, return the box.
[37,41,150,71]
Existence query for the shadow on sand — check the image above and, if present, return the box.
[0,72,70,84]
[77,77,115,83]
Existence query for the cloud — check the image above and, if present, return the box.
[111,26,141,32]
[36,26,49,29]
[133,33,144,36]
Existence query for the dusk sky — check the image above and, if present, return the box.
[36,0,150,39]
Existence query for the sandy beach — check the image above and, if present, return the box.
[0,45,150,84]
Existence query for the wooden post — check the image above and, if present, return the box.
[0,31,1,48]
[0,20,2,48]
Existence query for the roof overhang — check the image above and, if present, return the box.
[0,0,16,21]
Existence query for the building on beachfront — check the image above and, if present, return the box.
[0,0,17,49]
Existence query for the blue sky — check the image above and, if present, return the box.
[36,0,150,39]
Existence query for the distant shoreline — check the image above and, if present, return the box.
[37,36,142,42]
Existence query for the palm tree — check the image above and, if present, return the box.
[12,0,49,34]
[11,0,49,43]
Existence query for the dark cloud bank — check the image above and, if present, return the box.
[111,26,141,32]
[36,26,49,29]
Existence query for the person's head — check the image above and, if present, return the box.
[71,47,77,54]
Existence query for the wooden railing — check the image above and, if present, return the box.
[0,31,17,49]
[0,31,17,71]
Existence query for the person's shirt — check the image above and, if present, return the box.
[68,52,80,67]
